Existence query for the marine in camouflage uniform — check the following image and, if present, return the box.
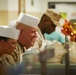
[0,41,25,66]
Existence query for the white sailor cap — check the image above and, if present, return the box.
[0,26,20,40]
[17,13,39,28]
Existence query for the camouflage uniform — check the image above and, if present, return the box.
[0,42,25,66]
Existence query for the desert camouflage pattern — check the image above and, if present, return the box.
[0,42,25,66]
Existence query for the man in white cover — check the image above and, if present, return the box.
[9,13,39,64]
[0,26,20,66]
[0,26,20,75]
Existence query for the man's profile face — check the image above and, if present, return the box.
[44,19,56,34]
[1,39,17,55]
[21,25,37,49]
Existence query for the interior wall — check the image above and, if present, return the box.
[0,0,76,25]
[26,0,76,21]
[0,0,8,25]
[25,0,44,18]
[0,0,18,25]
[8,0,18,23]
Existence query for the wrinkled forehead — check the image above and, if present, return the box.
[24,24,37,30]
[17,22,36,29]
[23,24,37,32]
